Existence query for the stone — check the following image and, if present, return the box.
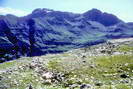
[42,72,53,79]
[28,84,33,89]
[42,79,52,85]
[69,84,78,89]
[120,74,129,78]
[120,79,129,83]
[95,81,103,86]
[0,76,3,80]
[80,84,92,89]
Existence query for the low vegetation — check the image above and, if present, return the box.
[118,45,133,52]
[0,40,133,89]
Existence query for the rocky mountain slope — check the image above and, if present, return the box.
[0,38,133,89]
[0,8,133,62]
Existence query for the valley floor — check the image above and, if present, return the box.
[0,38,133,89]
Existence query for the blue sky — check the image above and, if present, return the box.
[0,0,133,22]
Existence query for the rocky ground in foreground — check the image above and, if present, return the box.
[0,38,133,89]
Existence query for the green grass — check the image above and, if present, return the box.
[115,84,131,89]
[0,54,133,89]
[0,45,133,89]
[0,57,32,70]
[95,55,133,73]
[118,45,133,52]
[0,60,18,70]
[47,54,133,87]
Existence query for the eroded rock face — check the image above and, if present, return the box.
[0,8,133,62]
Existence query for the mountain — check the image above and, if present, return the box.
[0,8,133,62]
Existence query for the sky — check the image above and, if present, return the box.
[0,0,133,22]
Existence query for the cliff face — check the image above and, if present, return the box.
[0,8,133,62]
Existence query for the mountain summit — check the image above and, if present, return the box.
[0,8,133,62]
[83,9,122,26]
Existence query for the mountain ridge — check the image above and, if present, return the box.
[0,8,133,62]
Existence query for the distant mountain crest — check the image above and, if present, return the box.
[32,8,53,14]
[83,9,122,26]
[28,8,123,26]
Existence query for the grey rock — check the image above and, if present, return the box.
[95,81,103,86]
[80,84,92,89]
[28,84,33,89]
[120,74,129,78]
[69,84,78,89]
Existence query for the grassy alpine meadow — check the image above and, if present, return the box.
[0,40,133,89]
